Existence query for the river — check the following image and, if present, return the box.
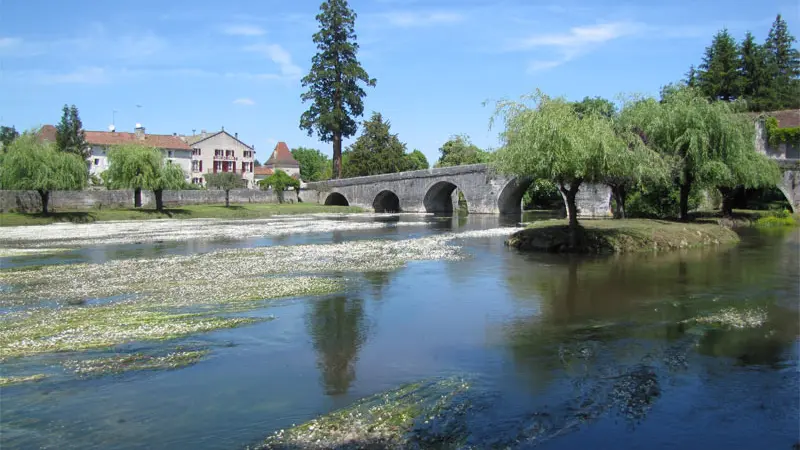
[0,213,798,449]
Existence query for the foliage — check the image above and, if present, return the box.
[765,116,800,146]
[522,179,562,210]
[343,112,411,177]
[627,183,703,219]
[0,125,19,150]
[300,0,376,179]
[755,209,797,228]
[0,133,87,214]
[205,172,246,207]
[254,159,262,167]
[689,15,799,111]
[104,144,187,210]
[491,90,631,243]
[435,135,489,167]
[260,169,300,203]
[698,29,740,101]
[622,86,777,220]
[55,104,88,159]
[406,149,429,171]
[573,96,617,118]
[292,147,330,181]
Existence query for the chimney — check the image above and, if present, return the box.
[134,123,145,140]
[235,132,238,139]
[201,129,207,138]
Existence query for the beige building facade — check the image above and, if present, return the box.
[184,130,256,189]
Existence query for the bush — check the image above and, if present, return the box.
[627,184,703,219]
[755,209,797,228]
[765,117,800,147]
[523,179,562,210]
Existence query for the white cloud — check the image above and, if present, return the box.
[0,37,22,48]
[31,67,109,85]
[244,43,302,79]
[380,11,464,27]
[511,22,641,50]
[233,98,256,106]
[221,24,267,36]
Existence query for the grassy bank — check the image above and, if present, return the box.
[0,203,363,226]
[506,219,740,254]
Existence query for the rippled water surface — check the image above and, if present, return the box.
[1,213,798,449]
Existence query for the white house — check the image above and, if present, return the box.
[84,124,193,181]
[182,129,256,188]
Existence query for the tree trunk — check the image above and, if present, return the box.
[134,188,142,208]
[225,190,230,208]
[611,185,627,219]
[560,181,581,249]
[38,190,50,215]
[718,187,735,217]
[154,190,164,212]
[679,182,691,221]
[332,133,342,179]
[277,189,285,204]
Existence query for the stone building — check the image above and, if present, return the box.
[263,142,300,178]
[182,129,256,188]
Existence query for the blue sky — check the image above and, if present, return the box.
[1,0,797,163]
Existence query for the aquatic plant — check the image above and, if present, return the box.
[63,350,209,376]
[0,373,47,386]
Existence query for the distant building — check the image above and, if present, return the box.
[263,142,300,178]
[182,129,256,188]
[85,124,193,181]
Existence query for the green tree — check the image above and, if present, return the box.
[738,31,771,110]
[435,134,488,167]
[405,149,429,170]
[491,90,632,246]
[684,64,699,88]
[573,96,616,119]
[55,104,89,159]
[259,169,300,203]
[0,132,87,214]
[764,14,800,109]
[624,86,776,220]
[254,159,262,167]
[205,172,246,207]
[0,126,19,150]
[104,144,186,210]
[300,0,376,180]
[697,29,741,101]
[291,147,330,181]
[343,112,410,177]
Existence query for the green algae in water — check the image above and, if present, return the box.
[62,349,209,377]
[0,373,47,387]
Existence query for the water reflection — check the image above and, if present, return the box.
[306,295,370,396]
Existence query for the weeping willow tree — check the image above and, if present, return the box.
[104,144,186,210]
[0,132,87,214]
[491,90,643,247]
[623,86,779,220]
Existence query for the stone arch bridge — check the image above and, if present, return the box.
[302,164,612,216]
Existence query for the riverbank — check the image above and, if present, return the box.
[506,219,740,253]
[0,203,363,226]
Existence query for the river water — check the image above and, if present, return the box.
[1,214,798,449]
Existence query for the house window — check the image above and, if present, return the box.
[94,158,100,166]
[214,161,222,173]
[192,160,200,172]
[192,148,201,156]
[215,149,223,157]
[243,150,252,158]
[226,150,234,158]
[168,150,174,158]
[199,160,203,172]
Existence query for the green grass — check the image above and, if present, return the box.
[508,219,740,254]
[0,203,363,226]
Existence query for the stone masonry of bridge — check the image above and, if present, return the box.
[755,116,800,212]
[302,164,612,217]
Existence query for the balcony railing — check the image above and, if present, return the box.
[213,155,238,161]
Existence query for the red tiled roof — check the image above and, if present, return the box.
[770,109,800,128]
[254,166,274,176]
[84,131,191,150]
[265,142,299,167]
[37,125,57,143]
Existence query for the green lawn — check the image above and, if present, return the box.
[0,203,364,226]
[508,218,741,253]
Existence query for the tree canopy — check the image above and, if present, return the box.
[343,112,411,177]
[406,149,429,171]
[56,104,88,159]
[435,135,489,167]
[0,132,87,214]
[300,0,375,179]
[292,147,330,181]
[622,86,779,219]
[205,172,246,207]
[0,126,19,150]
[491,90,633,243]
[259,169,300,203]
[698,29,740,102]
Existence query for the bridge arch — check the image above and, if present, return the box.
[424,181,461,214]
[324,192,350,206]
[373,190,401,213]
[497,177,535,215]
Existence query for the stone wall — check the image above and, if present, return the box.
[0,189,283,213]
